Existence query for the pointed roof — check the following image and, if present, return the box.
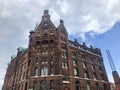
[58,19,68,34]
[36,10,56,31]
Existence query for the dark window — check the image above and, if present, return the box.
[33,81,37,90]
[101,74,105,80]
[103,84,107,90]
[50,80,54,90]
[40,80,47,90]
[28,60,31,67]
[95,83,99,90]
[36,41,40,45]
[75,81,80,90]
[41,40,48,45]
[24,82,28,90]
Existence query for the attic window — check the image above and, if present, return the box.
[44,23,48,26]
[43,23,48,30]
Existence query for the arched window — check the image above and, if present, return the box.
[50,80,54,90]
[34,67,38,76]
[41,66,48,76]
[73,68,79,77]
[95,83,99,90]
[75,81,80,90]
[40,80,47,90]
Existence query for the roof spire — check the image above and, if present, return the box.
[60,19,64,24]
[42,9,50,20]
[44,10,49,16]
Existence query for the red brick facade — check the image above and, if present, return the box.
[2,10,111,90]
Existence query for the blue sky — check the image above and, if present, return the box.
[0,0,120,89]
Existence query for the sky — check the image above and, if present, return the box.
[0,0,120,89]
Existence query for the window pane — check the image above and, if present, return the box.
[73,60,77,66]
[41,66,48,76]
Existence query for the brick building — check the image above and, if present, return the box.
[2,10,111,90]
